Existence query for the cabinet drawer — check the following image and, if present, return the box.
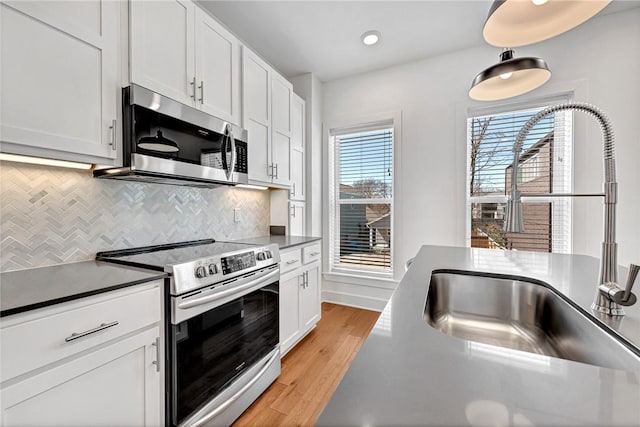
[1,285,161,382]
[303,243,321,264]
[280,248,302,274]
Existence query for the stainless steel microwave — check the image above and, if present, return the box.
[94,84,249,188]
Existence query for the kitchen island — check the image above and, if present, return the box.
[317,246,640,426]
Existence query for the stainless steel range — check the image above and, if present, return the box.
[97,239,281,427]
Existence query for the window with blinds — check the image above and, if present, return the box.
[329,124,393,276]
[467,98,573,253]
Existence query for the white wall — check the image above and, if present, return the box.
[322,9,640,308]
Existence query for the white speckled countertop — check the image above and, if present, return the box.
[317,246,640,426]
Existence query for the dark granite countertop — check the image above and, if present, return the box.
[0,261,167,317]
[318,246,640,426]
[227,235,321,249]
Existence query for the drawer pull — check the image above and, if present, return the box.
[152,337,160,372]
[64,321,119,342]
[309,252,320,256]
[286,259,299,265]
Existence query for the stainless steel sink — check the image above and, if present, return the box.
[424,270,640,371]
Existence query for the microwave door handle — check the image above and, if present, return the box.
[229,129,237,179]
[220,131,229,173]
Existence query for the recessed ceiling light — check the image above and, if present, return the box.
[361,30,380,46]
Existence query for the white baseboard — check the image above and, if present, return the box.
[322,290,389,312]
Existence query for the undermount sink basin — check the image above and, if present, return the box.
[424,270,640,371]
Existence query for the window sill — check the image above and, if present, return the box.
[323,271,398,290]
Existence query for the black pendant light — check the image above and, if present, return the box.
[137,130,179,153]
[469,49,551,101]
[483,0,611,47]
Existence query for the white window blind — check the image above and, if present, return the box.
[467,98,573,253]
[329,125,394,276]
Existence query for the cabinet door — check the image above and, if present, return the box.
[1,1,119,161]
[242,47,272,183]
[130,0,195,107]
[1,327,161,427]
[290,94,306,201]
[279,271,302,356]
[289,201,305,236]
[271,74,292,185]
[195,8,240,125]
[300,263,321,332]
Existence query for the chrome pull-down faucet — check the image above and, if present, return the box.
[503,102,637,316]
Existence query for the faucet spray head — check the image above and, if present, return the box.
[504,190,525,233]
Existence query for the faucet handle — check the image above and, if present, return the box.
[623,263,639,302]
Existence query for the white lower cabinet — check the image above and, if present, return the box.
[279,270,301,353]
[300,262,321,331]
[279,243,322,356]
[0,282,163,426]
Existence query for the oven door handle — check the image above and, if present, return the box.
[187,348,280,427]
[177,269,279,310]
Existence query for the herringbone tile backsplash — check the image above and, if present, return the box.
[0,162,270,272]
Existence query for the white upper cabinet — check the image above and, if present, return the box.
[271,75,292,136]
[194,7,240,124]
[130,0,240,125]
[289,201,305,236]
[271,74,292,186]
[290,94,306,201]
[242,47,273,183]
[0,0,120,163]
[242,46,299,188]
[130,0,195,107]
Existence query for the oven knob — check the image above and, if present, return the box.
[265,251,272,259]
[195,266,207,278]
[208,263,219,275]
[256,252,266,261]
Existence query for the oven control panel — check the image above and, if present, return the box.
[221,251,256,275]
[174,244,280,295]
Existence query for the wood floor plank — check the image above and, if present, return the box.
[232,302,380,427]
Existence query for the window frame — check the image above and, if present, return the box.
[465,93,574,254]
[328,120,396,278]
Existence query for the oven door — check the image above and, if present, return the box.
[170,266,279,426]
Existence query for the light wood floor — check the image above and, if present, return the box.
[232,302,380,427]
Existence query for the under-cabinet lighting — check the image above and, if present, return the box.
[236,184,269,191]
[0,153,93,170]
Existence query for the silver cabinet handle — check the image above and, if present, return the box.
[274,163,278,179]
[292,182,296,196]
[300,273,305,288]
[109,119,116,150]
[309,252,320,256]
[190,77,196,99]
[151,337,160,373]
[286,259,299,265]
[306,271,309,288]
[198,80,204,104]
[65,321,119,342]
[291,206,296,218]
[268,163,273,178]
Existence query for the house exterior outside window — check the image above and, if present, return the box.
[329,123,394,277]
[467,96,573,253]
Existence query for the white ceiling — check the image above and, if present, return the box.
[200,1,640,82]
